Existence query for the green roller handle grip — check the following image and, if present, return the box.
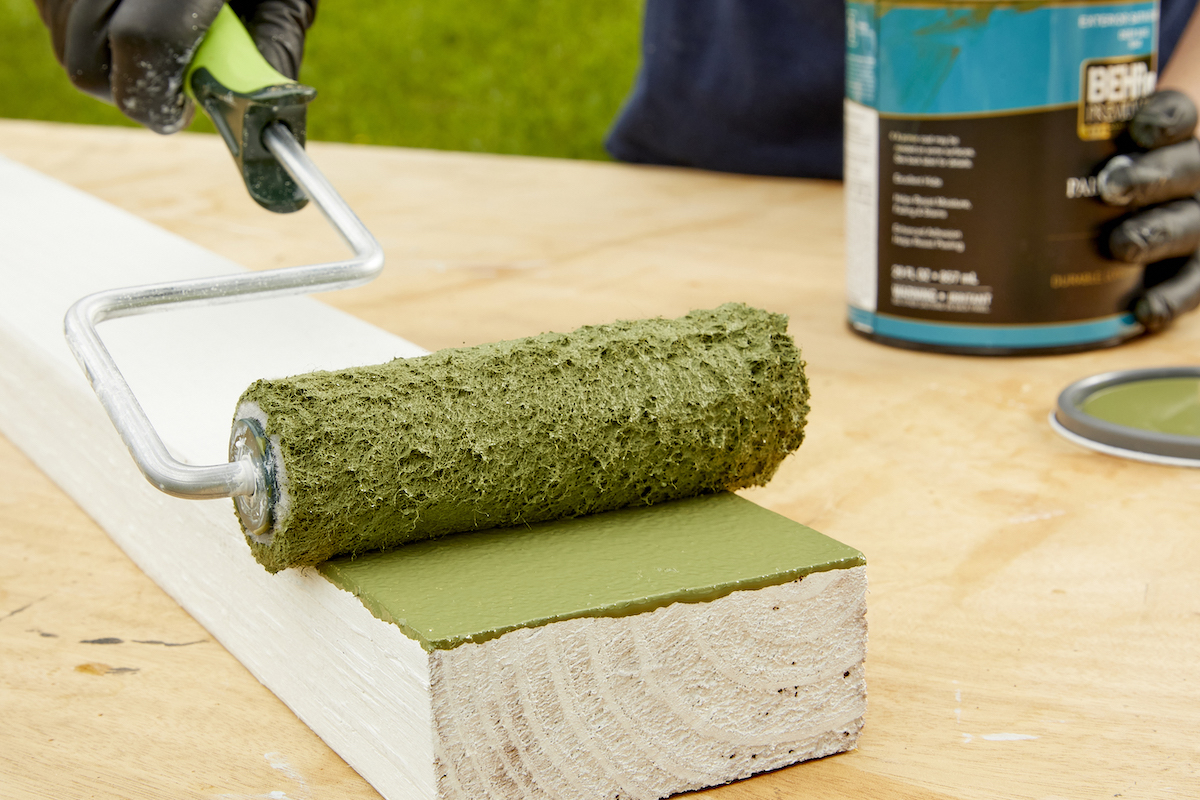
[185,4,317,213]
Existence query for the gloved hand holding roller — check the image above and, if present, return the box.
[1099,89,1200,332]
[33,0,315,134]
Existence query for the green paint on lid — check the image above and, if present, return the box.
[1081,377,1200,437]
[318,492,864,651]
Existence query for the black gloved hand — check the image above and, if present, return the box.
[33,0,317,134]
[1098,89,1200,333]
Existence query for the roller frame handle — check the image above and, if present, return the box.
[63,6,386,521]
[185,5,317,213]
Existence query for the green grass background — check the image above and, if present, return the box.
[0,0,645,160]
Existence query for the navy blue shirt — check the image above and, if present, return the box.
[606,0,1200,179]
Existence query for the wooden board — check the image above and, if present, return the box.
[1,119,1199,799]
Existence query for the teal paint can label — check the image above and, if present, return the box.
[845,1,1158,354]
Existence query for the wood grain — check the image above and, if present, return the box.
[431,568,867,799]
[2,119,1198,799]
[0,429,380,800]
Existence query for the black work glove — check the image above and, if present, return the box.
[33,0,317,134]
[1098,89,1200,333]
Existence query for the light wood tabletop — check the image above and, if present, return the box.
[1,118,1197,800]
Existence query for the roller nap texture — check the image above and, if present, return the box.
[234,303,809,572]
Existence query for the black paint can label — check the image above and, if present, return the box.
[845,1,1158,354]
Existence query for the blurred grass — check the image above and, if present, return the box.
[0,0,644,160]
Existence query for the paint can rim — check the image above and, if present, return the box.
[1052,366,1200,464]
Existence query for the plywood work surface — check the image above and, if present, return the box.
[1,119,1198,799]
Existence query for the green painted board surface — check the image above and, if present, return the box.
[319,492,864,651]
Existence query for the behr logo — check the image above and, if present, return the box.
[1086,61,1155,104]
[1078,55,1156,141]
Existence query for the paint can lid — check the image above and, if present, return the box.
[1051,367,1200,467]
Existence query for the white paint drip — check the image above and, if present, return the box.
[961,732,1039,743]
[262,752,310,800]
[981,733,1039,741]
[1007,510,1065,525]
[265,752,306,784]
[212,753,309,798]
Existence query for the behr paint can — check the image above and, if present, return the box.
[844,0,1159,354]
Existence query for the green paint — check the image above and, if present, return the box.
[318,492,864,651]
[238,304,810,572]
[1081,377,1200,437]
[184,5,294,99]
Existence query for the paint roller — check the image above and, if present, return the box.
[65,8,811,573]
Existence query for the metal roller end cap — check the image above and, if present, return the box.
[229,418,275,543]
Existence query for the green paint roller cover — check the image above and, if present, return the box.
[234,303,810,572]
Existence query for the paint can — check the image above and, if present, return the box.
[844,0,1159,354]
